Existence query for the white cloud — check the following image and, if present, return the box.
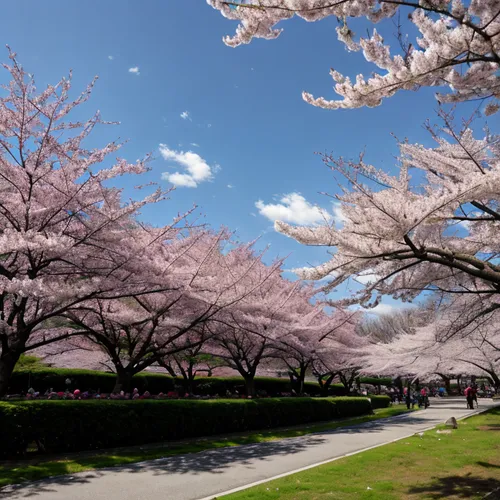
[190,143,199,147]
[227,184,234,189]
[128,67,140,75]
[250,212,257,217]
[362,303,396,315]
[255,193,331,225]
[355,271,380,285]
[360,302,415,316]
[108,55,114,60]
[332,202,347,225]
[180,111,191,121]
[159,144,215,188]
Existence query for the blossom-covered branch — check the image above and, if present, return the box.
[208,0,500,110]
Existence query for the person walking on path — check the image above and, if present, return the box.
[465,385,474,409]
[471,385,479,409]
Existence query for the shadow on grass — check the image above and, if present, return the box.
[0,434,327,498]
[407,473,500,499]
[477,461,500,469]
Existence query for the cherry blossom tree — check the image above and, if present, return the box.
[359,307,500,391]
[158,330,223,395]
[276,305,359,394]
[207,263,327,397]
[274,111,500,335]
[209,0,500,112]
[65,234,280,392]
[312,314,366,394]
[0,51,196,396]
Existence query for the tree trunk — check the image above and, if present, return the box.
[488,372,500,392]
[318,374,334,396]
[244,375,256,397]
[0,351,21,397]
[394,376,404,400]
[113,368,134,393]
[457,375,462,395]
[185,365,196,395]
[298,370,305,396]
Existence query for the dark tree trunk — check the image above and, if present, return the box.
[183,365,196,395]
[394,376,404,400]
[289,364,307,395]
[491,374,500,393]
[0,351,21,397]
[339,373,353,395]
[318,374,334,396]
[113,368,134,393]
[298,369,306,396]
[244,375,256,397]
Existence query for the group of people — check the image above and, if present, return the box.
[403,387,430,410]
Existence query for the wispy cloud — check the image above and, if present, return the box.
[355,271,380,285]
[159,145,217,188]
[332,202,347,226]
[180,111,191,121]
[207,123,212,128]
[227,184,234,189]
[255,193,331,225]
[128,66,140,75]
[190,142,199,147]
[108,55,114,60]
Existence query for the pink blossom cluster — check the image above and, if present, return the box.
[209,0,500,110]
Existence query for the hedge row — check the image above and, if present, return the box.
[368,395,392,409]
[360,377,393,387]
[10,368,348,396]
[0,397,372,457]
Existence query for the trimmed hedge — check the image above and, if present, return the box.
[359,377,393,387]
[368,395,392,409]
[0,397,372,457]
[9,368,348,397]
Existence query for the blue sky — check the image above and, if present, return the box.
[3,1,495,313]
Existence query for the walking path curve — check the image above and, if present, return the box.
[1,398,498,500]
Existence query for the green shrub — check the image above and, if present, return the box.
[0,397,372,457]
[369,395,392,409]
[359,377,393,387]
[9,368,334,397]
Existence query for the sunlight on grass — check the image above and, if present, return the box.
[224,408,500,500]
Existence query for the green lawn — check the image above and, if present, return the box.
[0,406,408,488]
[223,407,500,500]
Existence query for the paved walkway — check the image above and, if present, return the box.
[1,398,497,500]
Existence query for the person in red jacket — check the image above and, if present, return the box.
[465,385,474,409]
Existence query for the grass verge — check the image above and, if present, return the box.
[0,406,408,488]
[222,407,500,500]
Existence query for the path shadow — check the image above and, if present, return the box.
[0,433,327,499]
[407,474,500,499]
